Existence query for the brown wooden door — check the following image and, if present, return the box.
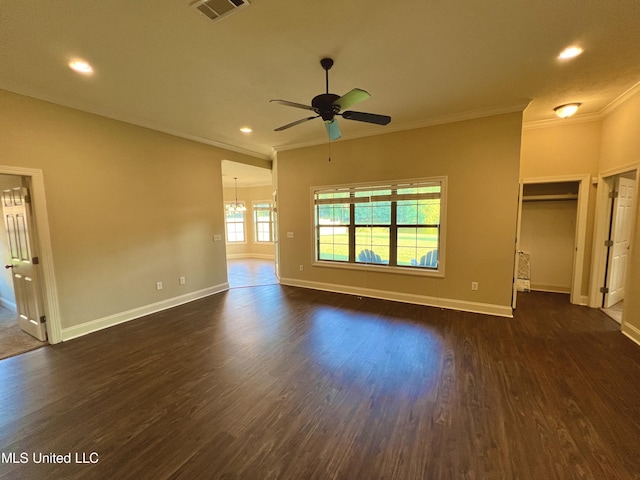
[2,187,47,341]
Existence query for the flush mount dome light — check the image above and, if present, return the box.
[240,127,253,133]
[68,60,94,74]
[554,103,581,118]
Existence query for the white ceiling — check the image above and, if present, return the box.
[2,0,640,160]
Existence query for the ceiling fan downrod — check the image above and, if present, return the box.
[320,57,333,94]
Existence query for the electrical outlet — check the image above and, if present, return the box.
[299,265,304,271]
[471,281,478,291]
[156,281,163,290]
[213,234,222,242]
[179,276,186,285]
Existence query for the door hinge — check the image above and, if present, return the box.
[604,240,614,247]
[609,190,619,199]
[40,315,46,324]
[32,256,39,265]
[600,286,609,294]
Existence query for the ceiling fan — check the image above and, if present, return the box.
[270,58,391,141]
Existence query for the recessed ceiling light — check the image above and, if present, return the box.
[68,60,94,74]
[554,103,581,118]
[240,127,253,133]
[558,46,583,60]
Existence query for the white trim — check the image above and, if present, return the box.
[0,165,63,344]
[0,297,17,311]
[226,253,274,259]
[60,282,229,341]
[523,81,640,131]
[2,88,270,160]
[310,176,447,277]
[274,101,530,152]
[530,285,571,294]
[622,322,640,347]
[589,164,640,307]
[517,174,590,307]
[280,277,513,318]
[600,80,640,118]
[522,113,602,131]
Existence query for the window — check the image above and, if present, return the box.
[225,202,245,243]
[313,177,446,274]
[254,201,275,243]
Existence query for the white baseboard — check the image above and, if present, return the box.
[530,284,571,294]
[279,278,513,318]
[622,322,640,347]
[226,253,275,259]
[0,297,16,311]
[61,283,229,341]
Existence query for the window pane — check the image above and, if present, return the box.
[397,227,438,267]
[314,179,444,271]
[355,227,389,264]
[354,201,391,225]
[418,198,440,224]
[227,222,245,242]
[318,225,349,262]
[317,204,350,225]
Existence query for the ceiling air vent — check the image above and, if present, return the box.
[192,0,250,23]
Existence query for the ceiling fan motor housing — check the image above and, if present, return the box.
[312,93,340,121]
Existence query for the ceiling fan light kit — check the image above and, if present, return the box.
[271,57,391,141]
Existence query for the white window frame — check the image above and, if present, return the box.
[253,200,275,244]
[225,202,247,244]
[311,176,447,277]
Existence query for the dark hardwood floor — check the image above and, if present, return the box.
[1,288,639,479]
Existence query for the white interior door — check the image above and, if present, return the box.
[605,177,636,307]
[2,187,47,341]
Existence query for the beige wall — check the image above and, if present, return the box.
[599,95,640,173]
[520,121,601,178]
[223,185,275,257]
[599,95,640,344]
[520,199,577,293]
[520,121,602,298]
[276,112,523,312]
[0,89,258,332]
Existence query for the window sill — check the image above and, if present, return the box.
[313,260,444,278]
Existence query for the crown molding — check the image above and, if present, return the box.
[2,87,271,161]
[273,101,530,153]
[600,80,640,117]
[523,80,640,131]
[522,112,603,131]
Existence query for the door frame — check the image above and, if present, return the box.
[589,162,640,309]
[514,174,591,307]
[0,165,62,344]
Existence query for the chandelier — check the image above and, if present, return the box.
[226,177,246,213]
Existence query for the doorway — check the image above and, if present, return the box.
[220,160,278,289]
[513,175,590,308]
[0,174,47,359]
[0,165,61,347]
[593,169,637,322]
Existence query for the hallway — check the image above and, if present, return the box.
[227,257,278,288]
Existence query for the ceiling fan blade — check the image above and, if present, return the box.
[333,88,371,111]
[342,110,391,125]
[270,99,316,112]
[274,116,318,131]
[325,119,341,140]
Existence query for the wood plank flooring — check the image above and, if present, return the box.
[0,288,639,479]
